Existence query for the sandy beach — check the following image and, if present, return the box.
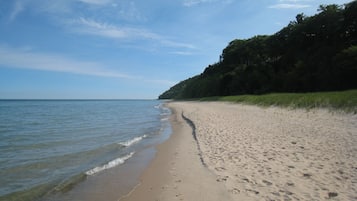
[121,101,357,201]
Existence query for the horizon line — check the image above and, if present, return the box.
[0,98,160,101]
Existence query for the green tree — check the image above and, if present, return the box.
[159,1,357,99]
[295,13,306,24]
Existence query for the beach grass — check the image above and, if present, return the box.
[198,90,357,113]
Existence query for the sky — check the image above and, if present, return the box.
[0,0,353,99]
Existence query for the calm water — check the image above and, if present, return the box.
[0,100,171,200]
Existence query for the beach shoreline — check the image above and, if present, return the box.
[120,104,234,201]
[120,101,357,201]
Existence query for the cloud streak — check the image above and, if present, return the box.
[77,0,112,5]
[70,17,160,40]
[6,1,196,53]
[183,0,233,7]
[0,45,177,86]
[278,0,311,2]
[0,46,133,79]
[269,0,312,9]
[67,17,196,50]
[269,3,311,9]
[9,1,25,22]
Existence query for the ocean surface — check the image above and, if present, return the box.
[0,100,171,201]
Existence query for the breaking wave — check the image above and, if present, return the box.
[85,152,135,176]
[118,135,147,147]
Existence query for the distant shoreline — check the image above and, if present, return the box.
[0,99,157,101]
[164,90,357,113]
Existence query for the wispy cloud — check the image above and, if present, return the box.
[269,0,313,9]
[183,0,210,7]
[183,0,233,7]
[161,40,196,49]
[0,46,133,79]
[69,17,160,40]
[67,17,196,50]
[6,0,144,23]
[76,0,144,21]
[170,51,195,56]
[9,1,25,22]
[117,1,145,22]
[77,0,112,5]
[269,3,311,9]
[6,1,195,52]
[0,45,177,86]
[278,0,313,2]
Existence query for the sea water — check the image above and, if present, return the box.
[0,100,171,201]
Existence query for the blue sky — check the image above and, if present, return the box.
[0,0,352,99]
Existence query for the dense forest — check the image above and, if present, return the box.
[159,1,357,99]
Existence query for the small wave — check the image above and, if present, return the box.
[52,173,87,193]
[160,107,171,116]
[85,152,134,176]
[161,117,169,121]
[155,103,171,115]
[118,135,147,147]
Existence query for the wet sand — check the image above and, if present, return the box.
[121,101,357,200]
[120,106,235,201]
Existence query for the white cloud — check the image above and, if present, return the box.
[279,0,312,2]
[67,17,196,50]
[183,0,207,7]
[0,45,178,86]
[77,0,112,5]
[161,40,196,49]
[9,1,25,22]
[70,17,160,40]
[269,3,311,9]
[269,0,313,9]
[183,0,233,7]
[0,46,133,79]
[6,1,194,52]
[7,0,143,22]
[117,1,145,21]
[170,51,195,56]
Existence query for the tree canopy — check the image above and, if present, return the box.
[159,1,357,99]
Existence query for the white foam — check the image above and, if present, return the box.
[85,152,135,176]
[161,117,169,121]
[118,135,147,147]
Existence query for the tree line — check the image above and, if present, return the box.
[159,1,357,99]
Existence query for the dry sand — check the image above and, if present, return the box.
[121,101,357,201]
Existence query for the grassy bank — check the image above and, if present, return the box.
[199,90,357,113]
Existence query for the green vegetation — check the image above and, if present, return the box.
[198,90,357,113]
[159,1,357,100]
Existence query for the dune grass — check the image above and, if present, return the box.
[198,90,357,113]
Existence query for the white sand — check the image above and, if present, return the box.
[121,101,357,201]
[170,101,357,200]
